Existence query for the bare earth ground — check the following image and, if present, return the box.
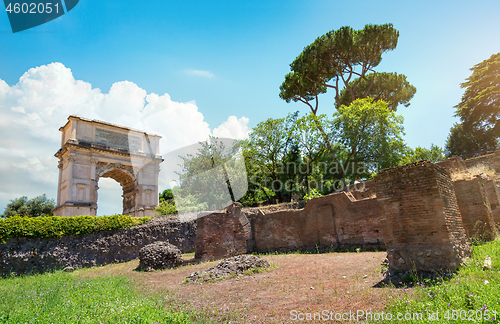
[78,252,406,323]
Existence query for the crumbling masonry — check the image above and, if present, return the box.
[196,156,499,274]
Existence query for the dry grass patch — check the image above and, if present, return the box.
[451,164,495,181]
[75,252,405,323]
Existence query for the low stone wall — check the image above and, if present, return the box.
[374,161,471,273]
[250,191,384,253]
[0,216,196,277]
[453,176,497,241]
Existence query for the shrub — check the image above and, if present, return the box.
[0,215,151,242]
[155,200,178,215]
[2,194,55,218]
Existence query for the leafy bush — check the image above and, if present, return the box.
[304,188,322,200]
[155,200,178,215]
[0,215,151,242]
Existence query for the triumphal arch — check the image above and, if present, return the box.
[53,115,163,217]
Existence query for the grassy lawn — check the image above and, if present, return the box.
[0,270,200,324]
[384,239,500,323]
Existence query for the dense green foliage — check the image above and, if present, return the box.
[279,24,402,109]
[402,144,446,163]
[445,122,498,159]
[155,199,178,215]
[332,97,406,174]
[0,271,194,323]
[384,239,500,323]
[446,53,500,159]
[455,52,500,138]
[2,194,55,218]
[159,189,174,202]
[236,98,429,205]
[336,72,416,111]
[0,215,150,242]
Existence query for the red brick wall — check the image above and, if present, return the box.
[374,161,471,272]
[194,203,250,261]
[436,156,467,171]
[453,177,497,241]
[251,192,383,253]
[465,150,500,172]
[483,179,500,226]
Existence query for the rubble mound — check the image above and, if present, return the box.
[186,254,270,282]
[138,241,184,272]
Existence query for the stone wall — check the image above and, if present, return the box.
[483,179,500,226]
[194,203,251,261]
[465,151,500,172]
[0,216,196,277]
[374,161,471,273]
[453,176,497,241]
[345,179,376,200]
[249,191,384,253]
[436,156,467,171]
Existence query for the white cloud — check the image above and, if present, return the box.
[186,69,215,78]
[212,116,250,140]
[0,62,249,216]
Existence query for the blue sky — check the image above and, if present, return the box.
[1,0,499,215]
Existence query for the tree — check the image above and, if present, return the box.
[331,98,406,177]
[242,114,298,202]
[336,72,416,111]
[2,194,55,218]
[402,144,446,164]
[294,113,330,195]
[279,24,415,163]
[159,189,174,202]
[455,53,500,137]
[445,122,498,159]
[172,136,247,213]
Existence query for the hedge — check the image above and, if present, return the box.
[0,215,151,242]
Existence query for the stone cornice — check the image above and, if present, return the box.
[54,139,163,162]
[59,115,162,139]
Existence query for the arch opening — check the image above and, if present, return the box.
[97,167,137,216]
[97,178,122,216]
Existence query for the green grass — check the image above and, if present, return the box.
[0,270,196,324]
[382,239,500,323]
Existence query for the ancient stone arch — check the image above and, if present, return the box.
[53,115,163,217]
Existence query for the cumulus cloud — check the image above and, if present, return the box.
[185,69,215,78]
[212,116,250,140]
[0,62,248,215]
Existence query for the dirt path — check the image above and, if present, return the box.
[79,252,404,323]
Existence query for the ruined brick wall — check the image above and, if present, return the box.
[194,203,251,261]
[251,192,383,253]
[465,151,500,172]
[346,179,376,200]
[375,161,471,273]
[436,156,467,171]
[483,179,500,226]
[453,176,497,241]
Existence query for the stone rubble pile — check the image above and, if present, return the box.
[138,241,184,272]
[186,254,270,282]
